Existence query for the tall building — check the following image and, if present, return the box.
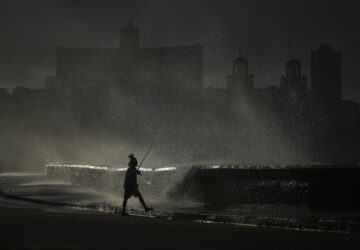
[226,54,254,95]
[45,20,203,92]
[120,19,139,49]
[280,58,307,92]
[311,45,342,103]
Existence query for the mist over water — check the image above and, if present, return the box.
[0,82,308,174]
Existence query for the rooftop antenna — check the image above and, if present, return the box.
[287,39,294,59]
[94,12,100,85]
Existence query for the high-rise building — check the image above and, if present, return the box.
[311,45,342,103]
[45,20,203,91]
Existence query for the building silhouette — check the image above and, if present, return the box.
[280,58,307,92]
[120,19,140,49]
[226,54,254,100]
[45,20,203,92]
[311,45,342,103]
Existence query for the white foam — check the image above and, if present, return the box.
[46,164,108,170]
[154,167,177,172]
[46,164,177,172]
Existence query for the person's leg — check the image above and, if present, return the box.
[122,189,130,215]
[138,193,147,209]
[122,197,128,214]
[137,192,153,212]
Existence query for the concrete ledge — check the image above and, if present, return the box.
[46,164,360,210]
[193,165,360,209]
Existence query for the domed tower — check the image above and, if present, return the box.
[280,57,307,91]
[120,19,140,50]
[227,54,254,93]
[233,55,249,76]
[286,59,301,78]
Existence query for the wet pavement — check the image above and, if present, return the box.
[1,173,360,233]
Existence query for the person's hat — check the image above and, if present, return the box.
[128,154,134,158]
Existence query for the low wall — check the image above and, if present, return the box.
[193,165,360,209]
[46,164,360,210]
[46,164,188,200]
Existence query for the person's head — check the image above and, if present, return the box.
[128,154,134,159]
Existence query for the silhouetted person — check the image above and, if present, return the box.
[122,154,153,216]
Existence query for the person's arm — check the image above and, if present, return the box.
[135,159,140,174]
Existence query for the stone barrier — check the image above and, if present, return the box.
[46,164,360,210]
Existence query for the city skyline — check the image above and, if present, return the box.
[1,0,360,102]
[0,21,352,106]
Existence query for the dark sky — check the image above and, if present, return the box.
[1,0,360,102]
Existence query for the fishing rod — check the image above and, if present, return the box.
[137,139,157,170]
[136,139,157,185]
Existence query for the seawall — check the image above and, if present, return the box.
[46,164,360,210]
